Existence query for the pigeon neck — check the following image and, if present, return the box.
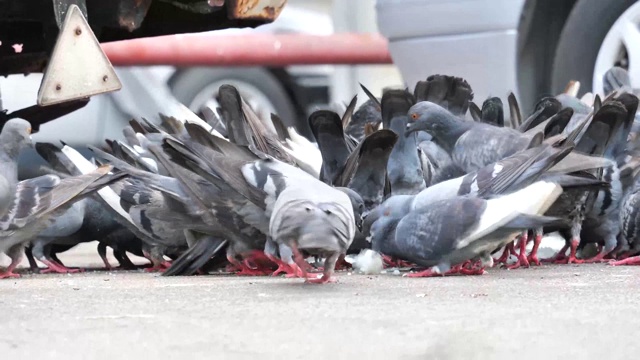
[390,117,411,143]
[390,116,419,160]
[433,114,471,153]
[0,133,23,160]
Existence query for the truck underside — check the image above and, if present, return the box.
[0,0,285,76]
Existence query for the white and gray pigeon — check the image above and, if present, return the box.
[0,119,33,215]
[0,165,124,278]
[166,126,362,282]
[365,140,609,267]
[376,180,565,277]
[239,158,359,283]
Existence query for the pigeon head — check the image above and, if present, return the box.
[336,187,365,232]
[367,213,397,252]
[405,102,454,135]
[366,195,413,246]
[405,101,471,151]
[0,118,33,157]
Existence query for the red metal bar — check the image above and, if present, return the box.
[101,33,393,66]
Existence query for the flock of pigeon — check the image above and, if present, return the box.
[1,66,640,284]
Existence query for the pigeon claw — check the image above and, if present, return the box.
[528,233,543,266]
[527,254,541,266]
[0,270,20,279]
[283,264,306,278]
[553,239,582,264]
[305,274,337,284]
[40,260,83,274]
[144,261,172,273]
[458,267,486,276]
[493,242,515,266]
[403,270,440,278]
[505,253,530,270]
[579,252,609,263]
[609,256,640,266]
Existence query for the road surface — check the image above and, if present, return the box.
[1,247,638,360]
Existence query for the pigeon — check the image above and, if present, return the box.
[469,97,504,127]
[168,118,363,281]
[543,100,629,264]
[366,138,609,269]
[414,74,474,116]
[345,94,382,142]
[381,89,426,195]
[32,142,146,271]
[517,97,563,132]
[333,129,397,210]
[417,140,463,186]
[576,92,640,262]
[309,110,352,185]
[252,159,359,283]
[0,165,126,278]
[0,119,33,216]
[406,101,541,173]
[374,180,565,277]
[26,143,120,272]
[29,199,86,273]
[63,141,190,272]
[90,144,226,274]
[610,173,640,266]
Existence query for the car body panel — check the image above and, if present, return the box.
[376,0,525,107]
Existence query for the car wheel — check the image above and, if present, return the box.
[551,0,638,96]
[169,67,299,129]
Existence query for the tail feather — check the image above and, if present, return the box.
[163,236,227,276]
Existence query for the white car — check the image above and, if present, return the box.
[376,0,639,113]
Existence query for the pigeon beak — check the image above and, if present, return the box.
[405,122,418,136]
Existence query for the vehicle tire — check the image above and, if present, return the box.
[550,0,637,95]
[169,67,299,128]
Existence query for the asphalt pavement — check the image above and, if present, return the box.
[1,245,639,360]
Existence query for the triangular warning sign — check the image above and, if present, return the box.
[37,4,122,106]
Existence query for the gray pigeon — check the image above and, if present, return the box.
[309,110,352,185]
[406,101,536,173]
[413,74,474,116]
[577,92,639,262]
[333,129,397,210]
[543,101,628,264]
[381,90,426,195]
[345,93,382,142]
[469,97,504,127]
[611,175,640,266]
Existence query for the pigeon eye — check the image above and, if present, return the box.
[324,210,332,215]
[305,207,312,212]
[411,113,418,120]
